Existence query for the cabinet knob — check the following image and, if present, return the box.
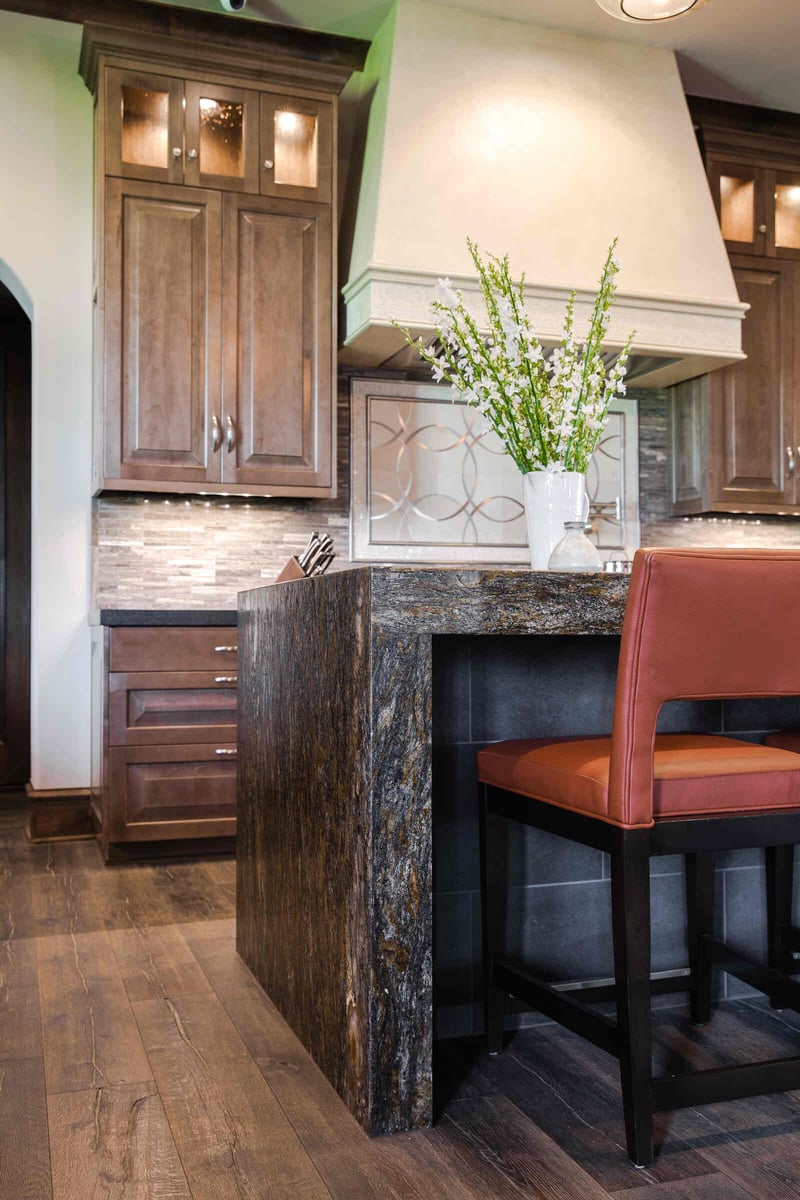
[187,149,198,160]
[263,159,274,170]
[172,147,183,158]
[759,223,768,233]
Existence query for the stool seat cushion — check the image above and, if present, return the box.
[477,734,800,826]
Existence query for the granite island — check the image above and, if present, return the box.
[236,567,630,1134]
[236,565,800,1137]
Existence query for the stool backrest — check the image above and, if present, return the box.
[608,547,800,826]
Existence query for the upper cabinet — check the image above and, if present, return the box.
[670,99,800,516]
[105,68,333,204]
[81,18,366,499]
[708,154,800,260]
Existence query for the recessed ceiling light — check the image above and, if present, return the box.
[595,0,710,21]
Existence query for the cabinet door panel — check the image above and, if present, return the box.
[108,671,237,746]
[260,93,332,204]
[109,627,237,672]
[107,744,237,841]
[105,68,184,185]
[184,82,259,194]
[707,156,767,257]
[711,259,794,508]
[221,194,333,490]
[105,179,222,484]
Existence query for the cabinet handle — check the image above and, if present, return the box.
[263,159,273,170]
[187,148,198,160]
[212,414,222,453]
[214,644,238,652]
[172,146,183,158]
[788,445,796,476]
[225,414,236,452]
[214,676,238,683]
[215,748,237,757]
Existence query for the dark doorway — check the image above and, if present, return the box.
[0,283,31,788]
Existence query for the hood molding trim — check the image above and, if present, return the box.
[341,266,748,388]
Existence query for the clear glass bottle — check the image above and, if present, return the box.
[547,521,602,572]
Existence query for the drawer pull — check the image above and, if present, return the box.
[214,645,238,653]
[214,676,238,684]
[215,748,237,757]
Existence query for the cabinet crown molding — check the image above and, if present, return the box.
[80,18,368,97]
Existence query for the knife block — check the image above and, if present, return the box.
[275,557,307,583]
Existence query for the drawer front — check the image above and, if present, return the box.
[108,671,237,746]
[107,744,237,841]
[110,626,238,672]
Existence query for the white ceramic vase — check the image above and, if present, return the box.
[522,470,590,570]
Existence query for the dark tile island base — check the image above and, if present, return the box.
[236,566,800,1136]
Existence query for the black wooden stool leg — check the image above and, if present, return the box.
[612,830,654,1168]
[479,784,506,1053]
[766,845,795,1008]
[686,852,715,1025]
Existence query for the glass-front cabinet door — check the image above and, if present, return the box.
[184,82,259,193]
[770,170,800,259]
[708,156,766,256]
[106,69,185,184]
[260,94,332,204]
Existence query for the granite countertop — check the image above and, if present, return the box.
[92,609,238,627]
[244,565,631,636]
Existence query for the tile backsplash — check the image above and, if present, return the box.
[92,392,352,610]
[92,374,800,611]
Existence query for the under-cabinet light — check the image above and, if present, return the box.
[595,0,709,19]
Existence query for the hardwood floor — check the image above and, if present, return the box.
[5,798,800,1198]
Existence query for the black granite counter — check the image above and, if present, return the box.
[94,609,237,626]
[236,567,629,1136]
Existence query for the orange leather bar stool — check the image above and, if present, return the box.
[478,548,800,1166]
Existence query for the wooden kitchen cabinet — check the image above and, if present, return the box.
[670,99,800,515]
[104,181,333,490]
[81,19,365,500]
[221,193,332,490]
[92,623,238,858]
[104,178,222,487]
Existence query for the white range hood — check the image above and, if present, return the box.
[340,0,747,388]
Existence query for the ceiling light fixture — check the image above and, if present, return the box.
[595,0,710,21]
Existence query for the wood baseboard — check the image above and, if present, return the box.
[26,783,94,842]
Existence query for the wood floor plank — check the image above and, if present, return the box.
[0,1057,53,1200]
[0,856,34,939]
[620,1176,755,1199]
[0,935,42,1060]
[182,924,452,1200]
[550,1004,800,1197]
[48,1082,192,1200]
[185,922,581,1200]
[32,868,105,937]
[447,1033,714,1192]
[37,931,153,1094]
[132,991,333,1200]
[435,1093,612,1200]
[109,923,214,1003]
[91,860,235,933]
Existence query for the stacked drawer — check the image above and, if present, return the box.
[103,626,238,843]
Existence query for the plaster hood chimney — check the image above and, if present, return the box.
[340,0,746,388]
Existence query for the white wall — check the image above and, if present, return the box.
[0,11,93,789]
